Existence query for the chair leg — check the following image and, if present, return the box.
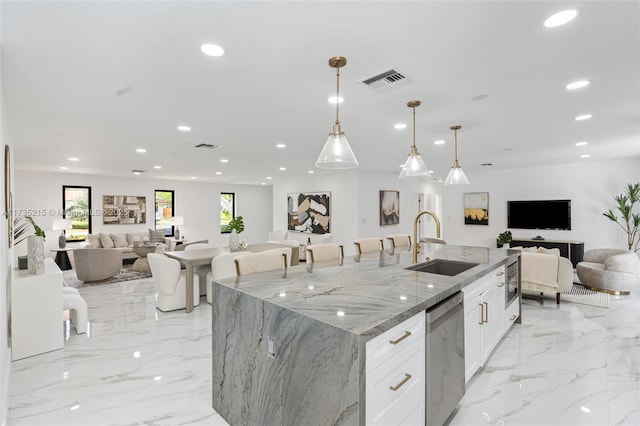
[556,292,561,305]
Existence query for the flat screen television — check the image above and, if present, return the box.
[507,199,571,230]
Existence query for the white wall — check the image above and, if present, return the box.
[12,171,272,258]
[441,158,640,251]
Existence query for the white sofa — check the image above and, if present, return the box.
[512,246,573,304]
[84,231,175,261]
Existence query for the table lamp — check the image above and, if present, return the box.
[52,218,73,249]
[170,216,184,240]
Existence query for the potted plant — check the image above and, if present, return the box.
[227,216,244,249]
[603,182,639,252]
[497,230,512,248]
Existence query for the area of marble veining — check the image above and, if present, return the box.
[7,270,640,425]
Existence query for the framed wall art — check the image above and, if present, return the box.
[102,195,147,224]
[380,190,400,226]
[287,192,330,234]
[464,192,489,225]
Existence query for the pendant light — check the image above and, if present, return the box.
[443,125,470,185]
[315,56,359,169]
[399,100,430,179]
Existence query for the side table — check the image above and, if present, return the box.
[132,245,158,272]
[51,248,73,270]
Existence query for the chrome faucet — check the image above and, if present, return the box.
[412,210,442,264]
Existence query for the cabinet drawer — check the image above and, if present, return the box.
[366,335,425,424]
[368,372,425,426]
[504,299,520,331]
[366,310,425,373]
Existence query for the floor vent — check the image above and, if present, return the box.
[360,68,412,91]
[195,143,221,149]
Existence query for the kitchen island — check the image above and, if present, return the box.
[211,243,520,426]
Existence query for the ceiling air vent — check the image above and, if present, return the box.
[195,143,222,149]
[360,68,413,91]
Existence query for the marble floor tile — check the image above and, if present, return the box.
[8,279,640,425]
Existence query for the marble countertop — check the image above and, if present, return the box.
[215,243,518,340]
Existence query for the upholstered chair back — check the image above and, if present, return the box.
[386,234,412,248]
[354,238,384,254]
[306,244,344,263]
[148,253,200,311]
[234,250,287,276]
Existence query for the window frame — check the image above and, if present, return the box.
[155,189,175,237]
[220,192,235,234]
[62,185,92,242]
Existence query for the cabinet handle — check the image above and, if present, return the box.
[496,271,505,276]
[389,373,412,391]
[389,331,411,345]
[478,303,484,324]
[497,282,505,287]
[510,314,517,321]
[483,302,488,323]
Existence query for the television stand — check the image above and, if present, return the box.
[511,238,584,268]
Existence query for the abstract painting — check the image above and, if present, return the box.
[464,192,489,225]
[103,195,147,224]
[380,190,400,226]
[287,192,330,234]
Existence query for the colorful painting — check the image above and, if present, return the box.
[287,192,330,234]
[103,195,147,224]
[464,192,489,225]
[380,190,400,226]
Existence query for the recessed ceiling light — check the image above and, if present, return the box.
[133,171,141,175]
[220,158,228,163]
[177,125,191,132]
[566,80,590,90]
[136,148,147,153]
[201,43,225,57]
[153,165,162,169]
[394,123,407,130]
[580,154,591,158]
[279,167,286,171]
[261,182,266,185]
[575,114,592,121]
[328,96,344,104]
[266,176,272,180]
[190,176,197,179]
[434,140,445,145]
[575,141,588,146]
[544,9,578,28]
[59,166,69,170]
[215,171,222,175]
[308,170,314,174]
[68,157,79,161]
[276,143,286,148]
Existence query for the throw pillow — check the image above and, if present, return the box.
[538,247,560,257]
[523,246,537,252]
[86,234,103,248]
[99,233,115,249]
[149,229,165,244]
[111,233,128,248]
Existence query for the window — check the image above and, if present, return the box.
[220,192,235,233]
[155,190,175,236]
[63,185,91,242]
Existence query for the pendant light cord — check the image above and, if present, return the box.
[412,105,416,149]
[454,128,458,161]
[335,66,340,125]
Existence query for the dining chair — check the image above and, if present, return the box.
[306,243,344,263]
[185,243,218,296]
[353,238,384,254]
[205,252,250,304]
[148,253,200,312]
[386,234,412,248]
[234,250,288,276]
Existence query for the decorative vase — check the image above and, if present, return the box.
[503,243,510,249]
[27,235,45,275]
[229,229,241,250]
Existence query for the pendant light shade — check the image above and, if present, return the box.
[399,100,430,179]
[315,56,359,169]
[443,125,470,185]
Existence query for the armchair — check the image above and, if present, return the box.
[576,249,640,294]
[148,253,200,311]
[519,250,573,304]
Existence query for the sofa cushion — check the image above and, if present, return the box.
[86,234,103,248]
[111,233,129,248]
[537,246,560,257]
[99,233,115,249]
[149,229,165,244]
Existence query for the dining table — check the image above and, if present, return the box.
[163,242,300,313]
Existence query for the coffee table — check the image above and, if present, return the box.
[132,245,158,272]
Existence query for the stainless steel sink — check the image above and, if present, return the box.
[406,259,478,276]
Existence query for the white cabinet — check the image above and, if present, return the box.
[366,311,425,426]
[463,265,515,383]
[11,258,63,361]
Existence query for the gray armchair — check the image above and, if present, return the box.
[74,248,122,282]
[577,249,640,294]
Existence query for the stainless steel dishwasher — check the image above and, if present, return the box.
[426,291,465,426]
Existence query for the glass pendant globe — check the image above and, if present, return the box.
[315,131,359,169]
[443,166,470,186]
[399,153,430,179]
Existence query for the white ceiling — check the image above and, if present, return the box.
[2,1,639,185]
